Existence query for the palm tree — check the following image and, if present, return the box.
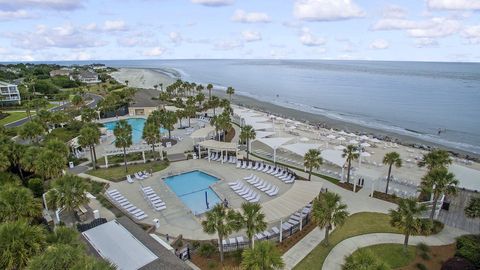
[218,112,232,142]
[383,151,402,194]
[142,120,161,160]
[389,197,427,252]
[304,149,323,181]
[185,104,197,127]
[34,150,66,180]
[210,115,220,140]
[45,138,70,160]
[71,95,84,109]
[312,191,349,246]
[420,167,458,221]
[161,111,177,139]
[418,149,451,171]
[241,202,267,248]
[240,125,256,160]
[19,120,44,144]
[241,241,284,270]
[226,86,235,101]
[207,83,213,100]
[210,96,220,116]
[0,221,46,270]
[81,107,97,122]
[47,175,90,222]
[201,204,242,262]
[196,92,205,107]
[343,249,389,270]
[113,120,133,173]
[79,124,101,169]
[0,185,42,222]
[342,145,359,184]
[20,146,42,174]
[47,226,83,247]
[465,197,480,220]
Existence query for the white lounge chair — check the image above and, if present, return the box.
[126,175,134,183]
[243,174,254,180]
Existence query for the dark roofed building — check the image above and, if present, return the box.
[129,89,167,116]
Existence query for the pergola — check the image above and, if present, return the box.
[254,137,293,163]
[198,139,238,164]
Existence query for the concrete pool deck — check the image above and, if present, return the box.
[106,158,322,240]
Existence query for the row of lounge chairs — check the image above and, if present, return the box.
[236,160,295,184]
[106,189,148,220]
[140,186,166,211]
[244,175,279,196]
[197,116,210,123]
[207,152,237,164]
[228,181,260,202]
[126,171,151,183]
[222,236,246,247]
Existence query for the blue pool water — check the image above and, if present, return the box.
[164,171,222,215]
[103,118,166,144]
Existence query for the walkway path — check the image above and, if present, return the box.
[282,227,325,270]
[323,226,468,270]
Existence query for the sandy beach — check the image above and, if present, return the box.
[110,67,479,159]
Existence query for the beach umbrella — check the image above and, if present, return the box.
[326,134,336,140]
[349,139,359,144]
[360,142,371,147]
[337,136,346,141]
[335,145,346,150]
[300,137,309,142]
[338,130,348,136]
[347,132,357,137]
[370,138,381,143]
[359,135,369,140]
[361,152,371,157]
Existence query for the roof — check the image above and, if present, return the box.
[255,137,293,150]
[190,125,215,139]
[130,89,165,108]
[78,71,98,78]
[0,81,15,87]
[254,131,275,139]
[321,149,346,168]
[449,164,480,191]
[281,143,322,157]
[82,217,190,270]
[198,139,237,151]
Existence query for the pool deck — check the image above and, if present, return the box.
[106,159,321,240]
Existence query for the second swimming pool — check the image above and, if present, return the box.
[103,118,167,144]
[164,171,222,215]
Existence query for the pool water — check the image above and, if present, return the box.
[164,171,222,215]
[103,118,166,144]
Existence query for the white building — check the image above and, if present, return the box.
[0,81,21,105]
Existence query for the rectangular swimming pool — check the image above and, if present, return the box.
[164,171,222,215]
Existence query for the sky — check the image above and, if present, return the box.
[0,0,479,62]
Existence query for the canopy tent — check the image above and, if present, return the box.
[449,164,480,191]
[190,125,215,140]
[326,134,336,139]
[233,108,262,118]
[347,132,357,137]
[320,149,346,168]
[280,143,321,157]
[254,137,293,163]
[250,122,274,131]
[370,138,381,143]
[349,139,359,144]
[243,115,271,126]
[254,131,276,139]
[299,137,310,142]
[359,135,370,140]
[360,142,371,147]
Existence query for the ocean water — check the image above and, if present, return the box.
[34,59,480,154]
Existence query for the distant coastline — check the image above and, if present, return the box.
[110,67,479,159]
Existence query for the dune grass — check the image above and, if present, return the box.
[294,212,401,270]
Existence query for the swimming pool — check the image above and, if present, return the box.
[164,171,222,215]
[103,118,166,144]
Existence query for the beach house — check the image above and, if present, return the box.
[0,81,21,105]
[75,71,101,84]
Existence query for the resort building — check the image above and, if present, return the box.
[49,69,71,77]
[74,71,101,84]
[129,89,166,116]
[0,81,21,105]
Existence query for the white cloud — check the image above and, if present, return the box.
[299,28,326,46]
[414,38,439,47]
[67,51,92,60]
[462,25,480,43]
[0,9,34,21]
[369,39,389,49]
[169,32,183,45]
[103,20,128,31]
[117,37,141,47]
[294,0,365,21]
[381,5,407,18]
[214,40,243,50]
[191,0,233,7]
[407,18,460,38]
[0,0,84,10]
[232,10,270,23]
[143,47,166,57]
[84,23,97,31]
[372,18,424,30]
[241,30,262,42]
[426,0,480,10]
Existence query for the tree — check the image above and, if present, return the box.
[81,107,97,122]
[20,146,42,174]
[389,198,427,252]
[210,96,220,116]
[241,241,284,270]
[45,138,70,160]
[226,86,235,101]
[240,125,256,160]
[418,149,452,171]
[343,249,390,270]
[34,150,66,180]
[47,226,83,247]
[161,111,177,139]
[201,204,242,262]
[207,83,213,100]
[218,112,232,141]
[420,167,458,221]
[142,120,161,160]
[124,80,129,86]
[0,185,42,222]
[47,175,90,222]
[79,124,101,169]
[342,145,359,184]
[312,191,349,246]
[304,149,323,181]
[383,151,402,194]
[196,92,205,107]
[113,120,133,173]
[241,202,267,248]
[465,197,480,219]
[0,221,46,270]
[19,120,44,144]
[71,95,84,109]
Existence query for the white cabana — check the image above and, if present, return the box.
[359,151,371,166]
[370,138,381,143]
[334,145,346,150]
[254,137,293,163]
[243,115,271,126]
[338,130,348,136]
[321,149,346,168]
[337,136,346,142]
[280,143,321,157]
[359,135,370,140]
[326,134,336,139]
[347,132,357,137]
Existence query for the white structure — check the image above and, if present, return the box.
[0,81,21,104]
[74,71,100,84]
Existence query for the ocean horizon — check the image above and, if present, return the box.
[12,59,480,155]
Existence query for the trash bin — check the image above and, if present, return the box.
[69,161,74,168]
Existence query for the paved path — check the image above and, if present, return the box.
[323,226,468,270]
[282,227,325,270]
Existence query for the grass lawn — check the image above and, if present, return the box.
[0,111,33,125]
[294,212,401,270]
[351,244,416,269]
[96,151,159,166]
[44,128,78,142]
[85,161,169,182]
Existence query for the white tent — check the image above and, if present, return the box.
[449,164,480,191]
[299,137,310,142]
[280,143,321,157]
[337,136,346,141]
[349,139,359,144]
[326,134,336,139]
[370,138,381,143]
[255,137,293,163]
[250,122,274,130]
[338,130,348,135]
[360,142,371,147]
[347,132,357,137]
[321,149,346,168]
[359,135,370,140]
[334,145,346,150]
[254,131,276,139]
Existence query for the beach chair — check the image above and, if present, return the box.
[285,177,295,184]
[126,175,134,183]
[260,183,272,192]
[249,193,260,203]
[256,163,264,171]
[254,179,264,188]
[241,161,247,169]
[244,174,254,180]
[247,161,253,169]
[236,161,241,168]
[254,232,265,240]
[242,190,254,200]
[271,227,280,235]
[262,165,270,173]
[231,183,244,191]
[228,181,239,186]
[267,186,279,196]
[238,187,251,196]
[252,162,259,170]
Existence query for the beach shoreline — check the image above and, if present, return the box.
[110,67,479,159]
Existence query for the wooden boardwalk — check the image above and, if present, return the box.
[438,189,480,234]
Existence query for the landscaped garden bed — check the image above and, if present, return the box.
[85,160,169,181]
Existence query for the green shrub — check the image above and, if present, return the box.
[456,235,480,268]
[198,243,216,258]
[191,241,200,249]
[420,252,431,260]
[28,178,44,197]
[417,242,430,253]
[416,262,427,270]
